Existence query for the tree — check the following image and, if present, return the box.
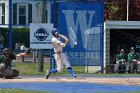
[129,0,140,21]
[104,0,127,21]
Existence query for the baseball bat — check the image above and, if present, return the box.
[70,26,77,45]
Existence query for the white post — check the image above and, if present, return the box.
[127,0,129,21]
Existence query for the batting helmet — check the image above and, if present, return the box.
[52,28,59,37]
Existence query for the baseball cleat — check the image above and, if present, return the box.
[45,70,50,79]
[73,75,77,79]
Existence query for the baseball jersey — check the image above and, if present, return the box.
[0,55,12,68]
[116,54,128,62]
[52,37,63,53]
[128,52,139,62]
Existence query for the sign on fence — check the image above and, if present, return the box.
[30,23,53,49]
[58,2,104,66]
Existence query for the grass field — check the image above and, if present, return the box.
[0,89,52,93]
[0,89,140,93]
[11,61,140,77]
[12,61,86,76]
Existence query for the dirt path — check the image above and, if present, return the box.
[0,77,140,86]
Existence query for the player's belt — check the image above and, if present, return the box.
[54,51,62,54]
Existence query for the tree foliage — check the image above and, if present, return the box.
[104,0,140,21]
[129,0,140,21]
[104,0,127,21]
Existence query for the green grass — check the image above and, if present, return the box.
[12,62,48,76]
[0,89,140,93]
[12,61,86,76]
[0,89,52,93]
[12,61,140,76]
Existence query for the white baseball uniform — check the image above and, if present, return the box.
[52,36,70,72]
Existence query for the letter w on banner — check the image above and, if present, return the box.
[58,1,104,66]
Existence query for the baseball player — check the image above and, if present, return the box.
[115,49,128,73]
[128,47,140,73]
[45,28,77,79]
[0,48,19,78]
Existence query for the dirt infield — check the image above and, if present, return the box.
[0,76,140,86]
[1,76,140,93]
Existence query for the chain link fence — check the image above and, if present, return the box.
[0,0,104,77]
